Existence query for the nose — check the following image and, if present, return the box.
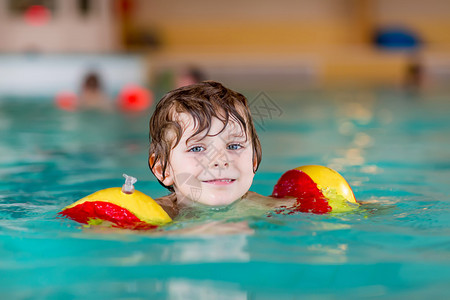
[212,161,229,168]
[210,156,229,169]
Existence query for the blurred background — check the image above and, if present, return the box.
[1,0,450,98]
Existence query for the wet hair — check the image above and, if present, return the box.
[186,66,205,82]
[149,81,262,192]
[83,72,102,90]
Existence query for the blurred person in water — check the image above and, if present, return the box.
[175,66,206,88]
[78,71,113,111]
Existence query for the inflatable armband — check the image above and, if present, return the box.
[59,174,172,229]
[55,91,78,111]
[273,165,358,214]
[118,85,153,112]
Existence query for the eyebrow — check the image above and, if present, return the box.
[226,132,246,139]
[185,135,204,144]
[184,131,247,145]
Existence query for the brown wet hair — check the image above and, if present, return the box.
[149,81,262,192]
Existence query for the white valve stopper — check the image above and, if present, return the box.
[122,174,137,194]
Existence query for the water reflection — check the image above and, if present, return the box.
[168,279,247,300]
[169,235,250,263]
[329,91,380,177]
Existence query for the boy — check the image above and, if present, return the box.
[149,81,295,220]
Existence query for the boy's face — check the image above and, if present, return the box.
[159,113,256,206]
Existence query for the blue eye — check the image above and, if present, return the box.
[188,146,205,152]
[227,143,242,150]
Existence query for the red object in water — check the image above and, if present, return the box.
[24,5,51,26]
[272,169,331,214]
[55,92,78,111]
[59,201,157,230]
[118,85,153,112]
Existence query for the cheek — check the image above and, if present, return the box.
[170,154,205,186]
[234,149,254,171]
[232,153,255,189]
[170,151,194,171]
[178,155,205,174]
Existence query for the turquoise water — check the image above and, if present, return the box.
[1,89,449,299]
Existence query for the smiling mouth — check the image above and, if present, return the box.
[203,178,236,185]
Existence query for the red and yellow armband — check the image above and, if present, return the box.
[272,165,358,214]
[59,174,172,230]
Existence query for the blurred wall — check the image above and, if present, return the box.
[131,0,360,51]
[130,0,450,51]
[0,55,147,97]
[0,0,118,53]
[376,0,450,45]
[124,0,450,87]
[2,0,450,87]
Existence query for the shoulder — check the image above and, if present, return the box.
[154,193,179,219]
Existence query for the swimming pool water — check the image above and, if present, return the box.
[1,89,449,299]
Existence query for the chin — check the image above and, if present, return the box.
[201,191,243,206]
[199,198,234,206]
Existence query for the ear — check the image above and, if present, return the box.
[149,154,174,186]
[253,153,258,173]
